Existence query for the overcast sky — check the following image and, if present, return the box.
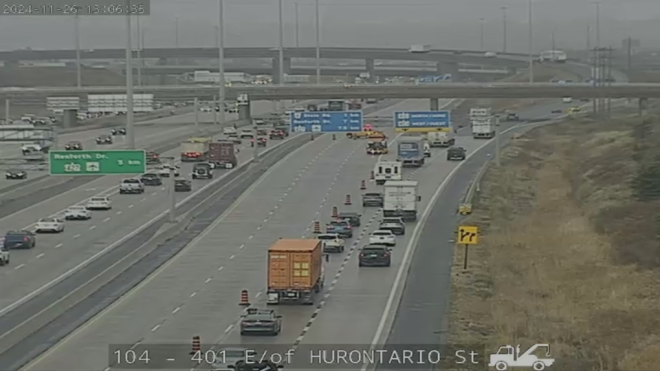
[1,0,659,52]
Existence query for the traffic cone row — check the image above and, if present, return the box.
[360,180,366,190]
[345,195,352,205]
[331,206,338,218]
[370,171,375,180]
[239,289,250,306]
[190,336,201,355]
[313,221,321,233]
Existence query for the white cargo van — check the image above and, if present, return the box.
[427,132,455,148]
[374,161,402,185]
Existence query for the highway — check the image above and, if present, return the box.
[0,100,312,312]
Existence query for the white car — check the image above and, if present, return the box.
[369,230,396,246]
[200,106,212,112]
[211,347,248,371]
[86,196,112,210]
[35,217,65,233]
[223,127,237,136]
[158,164,180,177]
[317,233,345,253]
[562,97,573,103]
[484,51,497,58]
[0,245,9,266]
[239,129,254,139]
[64,206,92,220]
[20,143,42,153]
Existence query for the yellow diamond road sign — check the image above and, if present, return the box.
[457,225,478,245]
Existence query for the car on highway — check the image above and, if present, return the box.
[158,164,180,177]
[484,51,497,58]
[86,196,112,210]
[269,129,286,140]
[253,118,265,126]
[223,127,237,136]
[146,151,161,165]
[3,230,36,249]
[551,108,562,113]
[562,97,573,103]
[317,233,345,253]
[256,128,268,136]
[5,169,27,180]
[358,245,391,267]
[0,244,9,266]
[210,347,248,370]
[64,141,83,150]
[239,307,282,336]
[568,106,582,114]
[119,178,145,194]
[447,147,466,161]
[253,137,267,147]
[35,217,65,233]
[174,179,192,192]
[505,112,520,121]
[379,218,406,235]
[96,134,113,145]
[424,143,431,158]
[326,220,353,238]
[111,128,127,135]
[274,125,290,137]
[199,106,212,112]
[140,173,162,186]
[240,129,254,139]
[362,192,384,207]
[337,212,361,227]
[369,230,396,246]
[64,206,92,220]
[192,163,213,179]
[20,143,46,155]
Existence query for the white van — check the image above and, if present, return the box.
[374,161,402,185]
[428,132,455,148]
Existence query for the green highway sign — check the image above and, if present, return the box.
[49,150,146,175]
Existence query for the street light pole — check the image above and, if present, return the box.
[175,17,179,65]
[528,0,534,84]
[479,18,485,51]
[136,14,142,87]
[501,7,507,53]
[218,0,226,125]
[295,2,300,48]
[315,0,321,84]
[278,0,285,86]
[125,0,135,149]
[74,12,82,88]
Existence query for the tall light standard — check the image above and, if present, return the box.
[527,0,534,84]
[479,18,485,51]
[74,10,82,88]
[125,0,135,149]
[295,2,300,48]
[278,0,285,88]
[136,13,142,87]
[315,0,321,84]
[217,0,226,124]
[174,17,179,65]
[501,6,507,53]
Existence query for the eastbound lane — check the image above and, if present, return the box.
[20,100,423,371]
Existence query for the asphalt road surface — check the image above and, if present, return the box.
[16,97,576,371]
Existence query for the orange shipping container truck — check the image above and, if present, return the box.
[266,239,324,305]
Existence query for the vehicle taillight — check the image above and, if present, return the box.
[360,253,365,257]
[384,252,390,257]
[23,237,29,242]
[346,226,352,229]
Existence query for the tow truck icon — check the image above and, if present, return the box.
[489,344,555,370]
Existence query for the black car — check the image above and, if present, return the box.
[174,179,192,192]
[140,173,162,186]
[111,128,127,135]
[447,147,466,161]
[239,308,282,336]
[192,163,213,179]
[362,193,384,207]
[65,141,83,150]
[337,212,361,227]
[5,169,27,179]
[3,230,36,249]
[96,135,113,144]
[551,109,562,114]
[358,245,391,267]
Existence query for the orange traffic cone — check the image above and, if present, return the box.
[332,206,338,218]
[239,289,250,306]
[345,195,352,205]
[370,171,375,180]
[360,180,366,190]
[312,221,321,234]
[190,336,201,355]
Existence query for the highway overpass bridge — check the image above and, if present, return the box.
[4,47,551,83]
[1,83,656,100]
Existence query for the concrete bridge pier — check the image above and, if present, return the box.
[430,98,439,110]
[365,59,375,82]
[272,57,291,84]
[639,98,648,116]
[157,57,168,85]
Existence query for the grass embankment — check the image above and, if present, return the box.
[0,66,126,87]
[454,65,582,115]
[447,111,660,370]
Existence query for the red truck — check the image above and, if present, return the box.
[208,141,237,169]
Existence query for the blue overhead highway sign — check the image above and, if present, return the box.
[290,111,363,133]
[418,75,452,83]
[393,111,451,132]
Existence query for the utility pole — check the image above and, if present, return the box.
[479,18,485,51]
[315,0,321,84]
[74,12,82,88]
[124,0,135,149]
[217,0,226,125]
[501,7,507,53]
[174,17,179,65]
[551,27,556,51]
[626,36,633,76]
[527,0,533,84]
[136,13,142,87]
[295,2,300,48]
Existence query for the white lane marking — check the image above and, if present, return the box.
[190,292,197,298]
[229,255,235,260]
[224,325,234,333]
[239,244,244,249]
[73,234,80,239]
[116,211,122,215]
[205,278,212,284]
[14,264,25,270]
[128,205,134,208]
[55,243,63,248]
[36,253,44,259]
[89,226,96,230]
[255,292,262,298]
[151,324,160,332]
[217,266,224,271]
[172,307,181,314]
[103,217,111,222]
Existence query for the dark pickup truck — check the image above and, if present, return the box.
[447,147,466,161]
[362,192,384,207]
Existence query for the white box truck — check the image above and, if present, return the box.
[428,132,455,147]
[409,44,431,53]
[472,118,495,139]
[469,107,492,117]
[383,180,420,222]
[374,161,402,185]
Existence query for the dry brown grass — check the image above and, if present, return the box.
[0,66,125,87]
[447,111,660,370]
[629,71,660,83]
[455,65,582,114]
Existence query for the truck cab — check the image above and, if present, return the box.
[374,161,402,185]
